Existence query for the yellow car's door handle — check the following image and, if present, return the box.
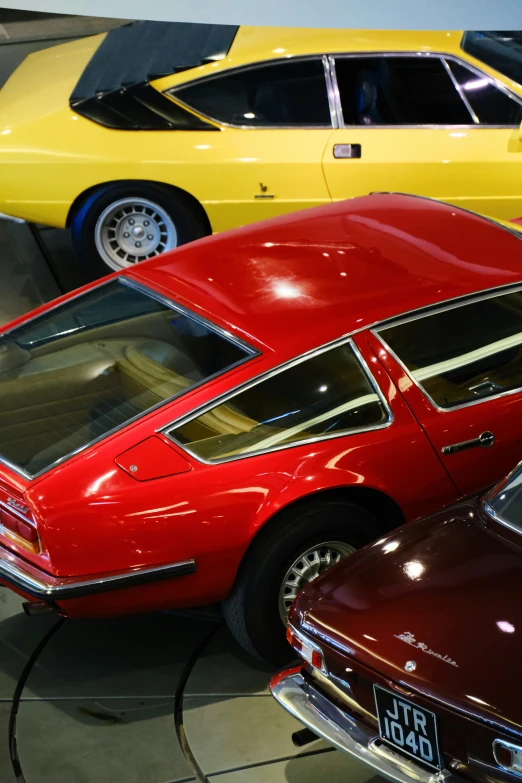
[333,144,362,159]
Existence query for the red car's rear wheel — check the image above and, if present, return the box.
[223,498,381,665]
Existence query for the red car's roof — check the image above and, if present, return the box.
[130,194,522,360]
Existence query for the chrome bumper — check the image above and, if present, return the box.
[0,545,196,601]
[270,670,456,783]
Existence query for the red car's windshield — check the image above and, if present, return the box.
[0,278,253,478]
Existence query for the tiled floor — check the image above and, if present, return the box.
[0,11,388,783]
[0,589,386,783]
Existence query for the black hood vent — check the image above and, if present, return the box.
[69,21,238,130]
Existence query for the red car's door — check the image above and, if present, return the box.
[366,287,522,497]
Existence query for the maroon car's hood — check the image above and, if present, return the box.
[294,501,522,733]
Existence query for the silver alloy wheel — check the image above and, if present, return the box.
[278,540,356,623]
[94,197,177,272]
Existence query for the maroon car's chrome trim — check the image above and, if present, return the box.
[271,670,456,783]
[0,544,196,601]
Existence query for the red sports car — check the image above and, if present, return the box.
[1,193,522,662]
[271,460,522,783]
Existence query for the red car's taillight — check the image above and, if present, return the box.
[287,623,327,673]
[0,507,41,554]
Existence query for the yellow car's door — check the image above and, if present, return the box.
[167,57,334,233]
[322,54,522,221]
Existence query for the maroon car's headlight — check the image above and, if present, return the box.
[287,623,327,673]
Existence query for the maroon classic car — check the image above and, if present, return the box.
[271,462,522,783]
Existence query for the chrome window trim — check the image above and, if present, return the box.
[441,57,478,123]
[0,277,258,482]
[330,50,522,128]
[327,55,344,127]
[333,124,515,130]
[483,499,522,538]
[166,55,334,130]
[323,55,340,128]
[445,54,522,125]
[323,55,344,129]
[436,52,522,109]
[483,454,522,535]
[165,48,522,131]
[123,277,257,355]
[162,335,393,466]
[373,283,522,414]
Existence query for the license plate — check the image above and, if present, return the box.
[374,685,442,770]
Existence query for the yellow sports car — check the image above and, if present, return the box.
[0,23,521,274]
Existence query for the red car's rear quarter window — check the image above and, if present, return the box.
[167,339,390,462]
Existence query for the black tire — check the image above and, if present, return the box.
[70,181,209,278]
[222,499,382,666]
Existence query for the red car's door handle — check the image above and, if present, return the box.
[441,431,495,455]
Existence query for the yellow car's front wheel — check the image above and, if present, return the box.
[71,182,209,276]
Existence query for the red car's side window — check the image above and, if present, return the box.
[167,339,390,462]
[377,288,522,411]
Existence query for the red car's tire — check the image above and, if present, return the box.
[222,499,381,666]
[71,182,208,278]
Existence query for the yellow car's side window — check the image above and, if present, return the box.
[334,56,472,126]
[171,58,332,128]
[446,59,522,125]
[462,31,522,85]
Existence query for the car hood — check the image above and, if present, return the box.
[293,500,522,733]
[0,34,102,129]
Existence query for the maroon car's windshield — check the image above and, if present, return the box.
[0,278,254,478]
[489,465,522,528]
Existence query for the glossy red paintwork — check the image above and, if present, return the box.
[1,194,522,618]
[115,436,192,480]
[132,194,522,365]
[288,496,522,781]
